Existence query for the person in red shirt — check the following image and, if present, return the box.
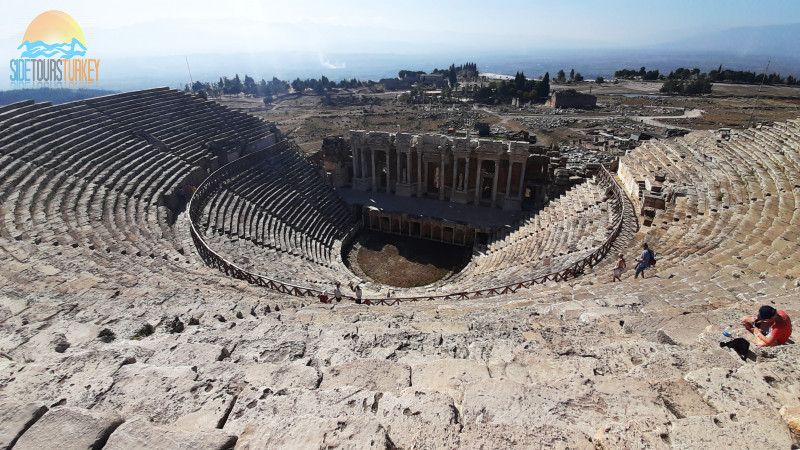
[742,305,792,347]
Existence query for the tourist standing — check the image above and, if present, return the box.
[612,253,626,282]
[355,285,362,304]
[634,243,654,279]
[334,282,342,302]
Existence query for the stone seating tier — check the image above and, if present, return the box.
[0,88,278,280]
[198,147,356,272]
[618,123,800,283]
[3,112,800,448]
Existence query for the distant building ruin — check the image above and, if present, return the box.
[418,74,448,88]
[348,132,535,210]
[545,89,597,109]
[319,131,616,212]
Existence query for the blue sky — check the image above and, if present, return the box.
[2,1,799,89]
[2,0,799,56]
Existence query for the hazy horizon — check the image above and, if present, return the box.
[3,1,800,91]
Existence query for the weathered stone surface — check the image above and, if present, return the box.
[104,419,237,450]
[668,411,795,447]
[411,359,490,401]
[236,415,393,449]
[780,405,800,437]
[241,362,320,389]
[91,364,235,425]
[13,407,123,450]
[0,398,47,449]
[0,348,143,409]
[375,389,461,448]
[320,359,410,391]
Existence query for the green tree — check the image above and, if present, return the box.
[643,70,660,81]
[660,79,682,94]
[514,71,526,90]
[574,72,584,82]
[595,76,604,84]
[232,74,243,92]
[223,74,242,94]
[243,74,256,93]
[557,69,566,82]
[537,72,550,98]
[291,78,304,93]
[569,68,575,81]
[448,63,457,86]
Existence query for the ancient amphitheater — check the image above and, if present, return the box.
[1,88,798,448]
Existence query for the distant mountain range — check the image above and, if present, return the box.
[654,23,799,57]
[1,22,797,91]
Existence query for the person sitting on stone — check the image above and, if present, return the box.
[742,305,792,347]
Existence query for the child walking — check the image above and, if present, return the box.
[612,253,626,282]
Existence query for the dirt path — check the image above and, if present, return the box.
[630,108,705,130]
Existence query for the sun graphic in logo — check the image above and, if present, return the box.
[18,10,87,59]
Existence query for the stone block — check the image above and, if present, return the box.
[321,359,410,391]
[0,398,48,449]
[235,415,392,449]
[13,407,123,450]
[104,419,237,450]
[411,359,489,402]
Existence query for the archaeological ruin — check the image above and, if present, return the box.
[545,89,598,109]
[349,131,533,210]
[0,87,799,447]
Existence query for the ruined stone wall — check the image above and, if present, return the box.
[362,206,485,246]
[545,90,597,109]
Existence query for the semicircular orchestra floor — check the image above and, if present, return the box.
[345,229,472,288]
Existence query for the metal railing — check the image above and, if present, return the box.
[188,142,629,305]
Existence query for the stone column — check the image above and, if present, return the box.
[353,147,360,178]
[452,157,459,193]
[371,148,377,191]
[463,157,470,192]
[395,149,401,193]
[518,161,527,198]
[474,158,482,205]
[491,159,500,208]
[361,147,367,180]
[423,158,429,196]
[385,151,391,192]
[406,152,412,183]
[417,151,423,196]
[384,153,389,191]
[505,161,514,201]
[439,152,446,201]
